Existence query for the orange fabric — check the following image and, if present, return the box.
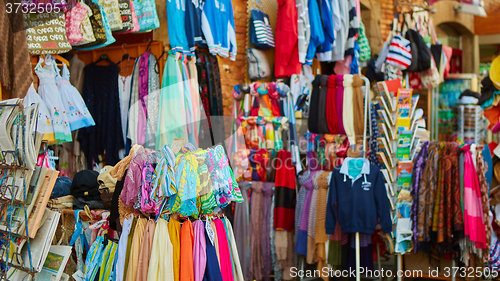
[180,220,195,281]
[484,106,500,129]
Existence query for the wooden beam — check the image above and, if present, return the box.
[475,7,500,35]
[479,34,500,45]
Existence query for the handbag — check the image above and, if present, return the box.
[115,0,134,32]
[98,0,123,31]
[65,0,87,45]
[247,48,270,80]
[419,20,441,89]
[132,0,159,31]
[24,12,72,55]
[74,0,115,50]
[79,1,106,47]
[400,16,418,72]
[386,34,412,70]
[249,9,275,49]
[405,29,431,71]
[74,2,97,45]
[420,57,440,89]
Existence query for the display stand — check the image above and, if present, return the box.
[0,103,36,280]
[374,80,426,280]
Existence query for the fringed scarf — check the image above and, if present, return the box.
[459,145,487,265]
[411,141,429,250]
[476,145,491,263]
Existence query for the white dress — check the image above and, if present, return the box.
[24,83,55,141]
[55,63,95,131]
[118,74,132,144]
[35,57,72,143]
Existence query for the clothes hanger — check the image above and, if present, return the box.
[94,53,114,65]
[145,40,154,52]
[116,43,136,65]
[154,48,166,74]
[51,54,70,66]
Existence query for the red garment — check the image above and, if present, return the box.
[274,0,301,78]
[274,150,296,231]
[335,75,346,135]
[326,75,339,134]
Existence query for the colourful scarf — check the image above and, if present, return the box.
[462,145,487,249]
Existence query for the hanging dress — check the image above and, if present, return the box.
[35,57,72,143]
[54,62,95,131]
[24,83,55,141]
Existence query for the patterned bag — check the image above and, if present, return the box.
[129,0,140,32]
[249,9,275,49]
[75,0,115,50]
[386,34,412,70]
[357,21,371,62]
[98,0,123,31]
[74,2,96,45]
[420,56,440,89]
[65,0,87,45]
[115,0,134,32]
[24,12,72,55]
[132,0,159,31]
[419,19,441,89]
[74,1,106,48]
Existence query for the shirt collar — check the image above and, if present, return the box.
[340,157,370,182]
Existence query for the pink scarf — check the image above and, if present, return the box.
[214,218,235,281]
[462,145,487,249]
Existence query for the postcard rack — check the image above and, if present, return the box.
[0,103,36,280]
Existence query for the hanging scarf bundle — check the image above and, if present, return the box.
[459,144,487,264]
[151,145,176,214]
[168,148,200,217]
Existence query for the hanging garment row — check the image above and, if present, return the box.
[232,82,301,175]
[233,157,392,281]
[308,74,366,145]
[67,142,245,281]
[26,55,95,144]
[274,0,371,77]
[77,213,243,281]
[304,133,356,171]
[26,0,237,59]
[61,49,225,169]
[108,143,244,217]
[410,141,493,266]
